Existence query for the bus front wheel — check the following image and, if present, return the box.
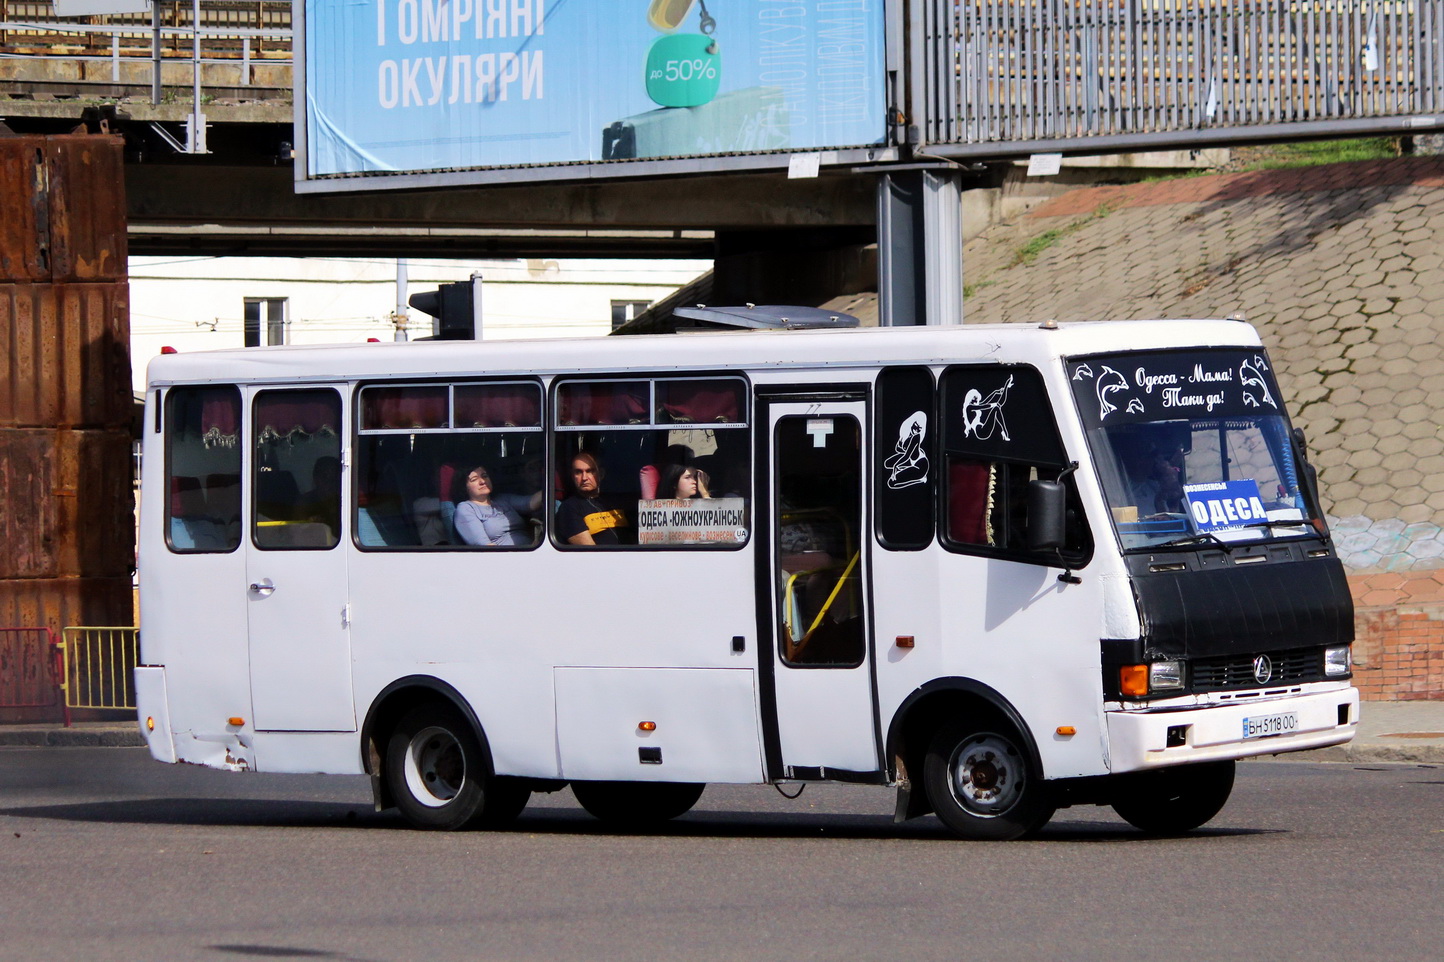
[385,704,530,831]
[1110,759,1235,834]
[571,781,705,827]
[923,720,1055,841]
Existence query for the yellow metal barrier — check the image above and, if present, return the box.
[59,627,139,711]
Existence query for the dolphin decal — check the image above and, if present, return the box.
[1096,366,1129,419]
[1072,363,1094,381]
[1240,355,1276,409]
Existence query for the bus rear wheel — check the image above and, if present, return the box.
[923,720,1055,841]
[1110,759,1235,834]
[385,704,530,831]
[571,781,705,827]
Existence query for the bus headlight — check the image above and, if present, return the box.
[1120,660,1183,697]
[1323,646,1352,677]
[1149,660,1184,692]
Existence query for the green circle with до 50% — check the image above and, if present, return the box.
[646,33,720,108]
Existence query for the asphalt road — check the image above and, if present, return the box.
[0,748,1440,961]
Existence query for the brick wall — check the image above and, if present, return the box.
[1349,573,1444,700]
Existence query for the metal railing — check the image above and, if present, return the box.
[0,627,67,724]
[0,0,291,52]
[59,627,139,713]
[920,0,1444,154]
[0,0,292,95]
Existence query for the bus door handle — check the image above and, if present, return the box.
[249,579,277,596]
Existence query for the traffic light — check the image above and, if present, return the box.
[409,277,480,340]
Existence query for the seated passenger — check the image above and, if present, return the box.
[557,452,629,545]
[660,463,712,500]
[454,464,539,546]
[298,455,342,536]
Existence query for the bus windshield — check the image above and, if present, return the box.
[1067,348,1321,550]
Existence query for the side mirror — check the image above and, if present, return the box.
[1291,425,1320,499]
[1028,479,1067,552]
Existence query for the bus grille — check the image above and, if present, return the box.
[1190,647,1324,692]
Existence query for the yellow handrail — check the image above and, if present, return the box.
[802,551,860,639]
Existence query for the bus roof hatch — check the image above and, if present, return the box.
[672,305,861,331]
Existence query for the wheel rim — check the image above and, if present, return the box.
[946,733,1025,818]
[404,725,466,808]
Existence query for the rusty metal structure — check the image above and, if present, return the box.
[0,133,132,720]
[0,627,66,723]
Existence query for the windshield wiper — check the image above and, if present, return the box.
[1244,518,1314,531]
[1153,532,1235,552]
[1152,519,1319,552]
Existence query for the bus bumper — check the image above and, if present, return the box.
[1106,685,1359,773]
[134,666,176,764]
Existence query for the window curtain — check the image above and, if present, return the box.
[256,390,340,442]
[361,387,447,430]
[657,380,741,423]
[455,384,540,427]
[557,382,648,425]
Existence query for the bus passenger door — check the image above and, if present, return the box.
[244,385,356,732]
[763,398,881,778]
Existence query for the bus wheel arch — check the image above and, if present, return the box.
[361,677,529,829]
[886,679,1052,838]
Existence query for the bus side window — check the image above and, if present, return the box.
[875,365,936,549]
[165,386,242,553]
[253,389,342,550]
[353,380,544,550]
[553,376,751,549]
[939,365,1092,564]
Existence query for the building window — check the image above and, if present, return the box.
[244,298,289,347]
[610,299,651,330]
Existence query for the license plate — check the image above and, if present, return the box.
[1242,711,1299,739]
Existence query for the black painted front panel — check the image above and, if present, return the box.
[1126,552,1353,658]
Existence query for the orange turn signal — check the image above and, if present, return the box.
[146,716,155,732]
[638,721,657,732]
[227,716,245,727]
[1056,726,1077,737]
[1119,665,1149,697]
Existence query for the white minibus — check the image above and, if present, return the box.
[136,314,1358,839]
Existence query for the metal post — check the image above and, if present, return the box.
[876,168,964,326]
[470,271,484,340]
[51,631,71,728]
[392,259,409,341]
[189,0,206,153]
[151,0,162,105]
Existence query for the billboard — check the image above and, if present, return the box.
[299,0,889,186]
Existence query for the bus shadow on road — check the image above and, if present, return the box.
[0,798,389,829]
[495,811,1281,843]
[1034,820,1282,843]
[0,800,1283,843]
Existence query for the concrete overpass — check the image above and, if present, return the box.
[7,1,1444,317]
